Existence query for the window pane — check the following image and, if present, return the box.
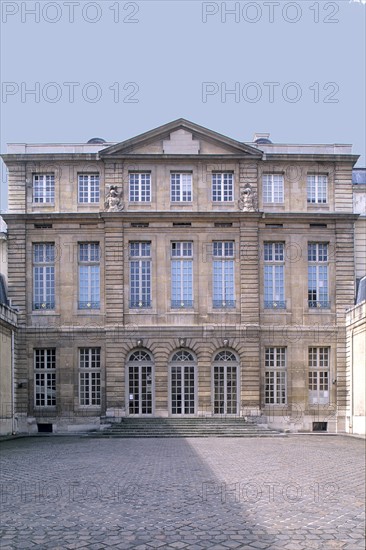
[171,173,192,202]
[129,173,151,202]
[33,244,55,310]
[129,242,151,308]
[34,349,56,407]
[263,174,284,203]
[212,173,233,202]
[78,244,100,309]
[33,174,55,204]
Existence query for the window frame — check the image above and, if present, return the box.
[264,347,287,405]
[34,348,56,407]
[308,243,329,309]
[79,347,101,407]
[78,173,100,204]
[170,172,193,203]
[308,347,330,405]
[171,242,194,308]
[129,172,151,203]
[262,174,284,204]
[32,243,55,311]
[307,174,328,204]
[264,242,285,309]
[212,350,239,415]
[126,349,154,415]
[212,241,235,308]
[33,174,55,204]
[170,350,196,415]
[212,172,234,202]
[78,243,101,310]
[129,241,152,308]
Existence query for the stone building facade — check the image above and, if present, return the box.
[1,119,361,433]
[346,294,366,436]
[0,272,17,435]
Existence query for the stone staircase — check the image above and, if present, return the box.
[87,417,285,438]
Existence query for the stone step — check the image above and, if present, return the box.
[87,418,284,438]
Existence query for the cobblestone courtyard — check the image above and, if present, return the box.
[0,435,365,549]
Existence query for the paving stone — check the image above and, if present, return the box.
[0,436,364,550]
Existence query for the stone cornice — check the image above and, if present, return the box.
[1,153,359,164]
[2,211,360,223]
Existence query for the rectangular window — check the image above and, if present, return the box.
[34,349,56,407]
[171,173,192,202]
[262,174,284,203]
[264,242,285,309]
[78,174,100,203]
[33,243,55,310]
[309,347,330,404]
[33,174,55,204]
[79,348,101,406]
[78,243,100,309]
[308,243,329,308]
[129,173,151,202]
[129,242,151,308]
[213,241,235,308]
[307,175,328,204]
[171,242,193,308]
[265,347,286,404]
[212,173,234,202]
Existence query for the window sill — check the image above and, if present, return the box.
[76,310,103,316]
[308,302,331,310]
[264,301,286,310]
[211,201,235,206]
[31,310,59,316]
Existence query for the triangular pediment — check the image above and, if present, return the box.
[99,119,263,158]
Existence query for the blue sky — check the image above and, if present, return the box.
[1,0,365,211]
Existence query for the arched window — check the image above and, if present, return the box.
[214,350,237,362]
[171,350,195,362]
[170,350,196,415]
[128,350,152,362]
[213,350,239,415]
[126,350,153,415]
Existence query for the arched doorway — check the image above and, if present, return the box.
[126,350,154,415]
[169,350,196,415]
[212,350,239,415]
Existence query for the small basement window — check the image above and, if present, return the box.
[173,223,192,227]
[37,423,53,433]
[34,224,53,229]
[265,224,283,228]
[131,223,149,228]
[312,422,327,432]
[214,223,233,228]
[310,224,327,228]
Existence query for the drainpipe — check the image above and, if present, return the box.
[11,328,15,434]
